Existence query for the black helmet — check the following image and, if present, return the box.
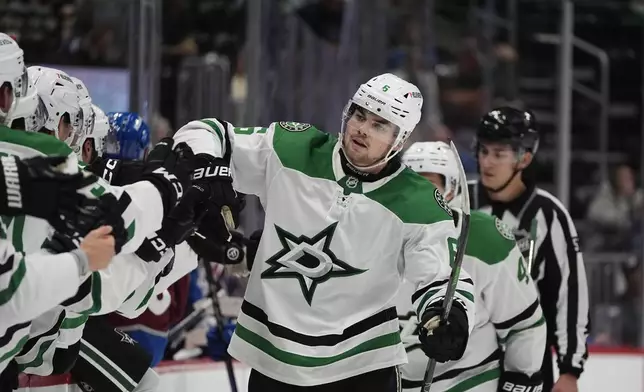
[476,107,540,154]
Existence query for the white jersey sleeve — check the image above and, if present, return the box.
[87,175,165,255]
[404,218,475,333]
[487,236,546,375]
[173,119,278,200]
[0,241,80,325]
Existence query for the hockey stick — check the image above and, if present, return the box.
[421,140,472,392]
[167,297,213,350]
[526,218,538,274]
[201,255,239,392]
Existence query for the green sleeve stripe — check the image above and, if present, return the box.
[498,315,546,344]
[200,119,225,149]
[455,289,475,303]
[416,289,441,315]
[0,335,28,363]
[136,288,154,310]
[0,256,26,306]
[60,315,89,329]
[77,272,102,316]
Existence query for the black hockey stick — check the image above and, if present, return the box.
[421,140,472,392]
[200,255,239,392]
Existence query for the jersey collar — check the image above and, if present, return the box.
[332,141,405,194]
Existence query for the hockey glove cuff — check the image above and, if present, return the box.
[498,371,543,392]
[186,230,245,264]
[140,138,194,215]
[418,300,469,362]
[0,155,102,233]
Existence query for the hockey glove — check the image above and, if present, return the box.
[418,299,469,362]
[139,137,195,215]
[191,154,239,225]
[0,155,101,233]
[498,371,543,392]
[186,230,245,264]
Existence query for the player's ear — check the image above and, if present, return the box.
[518,151,533,169]
[83,139,92,154]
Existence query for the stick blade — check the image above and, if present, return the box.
[448,139,470,215]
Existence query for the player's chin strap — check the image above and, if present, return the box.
[339,149,401,182]
[484,165,521,194]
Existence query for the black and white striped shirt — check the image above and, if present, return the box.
[468,180,590,377]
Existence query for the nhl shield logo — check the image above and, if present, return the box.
[345,176,359,189]
[279,121,312,132]
[433,188,453,216]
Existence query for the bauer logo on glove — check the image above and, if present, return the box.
[193,164,231,180]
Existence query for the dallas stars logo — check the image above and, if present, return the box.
[261,222,367,305]
[114,329,136,345]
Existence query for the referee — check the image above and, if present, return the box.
[467,107,590,392]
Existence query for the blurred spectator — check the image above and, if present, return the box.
[296,0,344,44]
[159,0,200,128]
[587,164,644,250]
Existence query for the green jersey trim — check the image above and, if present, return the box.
[464,211,517,265]
[445,367,500,392]
[0,255,25,307]
[234,322,401,367]
[271,123,336,182]
[366,168,454,224]
[0,125,73,156]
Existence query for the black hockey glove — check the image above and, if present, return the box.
[191,154,239,225]
[139,137,195,216]
[418,300,469,362]
[156,154,239,245]
[42,230,80,254]
[498,371,543,392]
[0,155,101,233]
[186,230,245,264]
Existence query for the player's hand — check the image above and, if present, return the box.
[0,155,100,232]
[140,137,195,215]
[418,300,469,362]
[498,371,543,392]
[552,374,578,392]
[80,225,116,271]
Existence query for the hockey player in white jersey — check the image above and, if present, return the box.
[173,73,476,391]
[0,154,116,383]
[398,141,546,392]
[0,63,193,378]
[0,33,124,389]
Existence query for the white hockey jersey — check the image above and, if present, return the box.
[173,119,476,386]
[0,236,84,373]
[0,126,165,375]
[396,210,546,392]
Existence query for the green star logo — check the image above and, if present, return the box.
[261,222,367,305]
